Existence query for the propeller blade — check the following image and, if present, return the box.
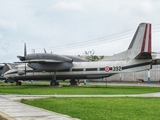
[24,43,27,57]
[25,63,26,75]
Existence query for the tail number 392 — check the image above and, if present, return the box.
[112,66,122,71]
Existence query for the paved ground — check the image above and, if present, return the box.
[0,83,160,120]
[0,95,79,120]
[89,82,160,87]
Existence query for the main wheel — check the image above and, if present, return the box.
[70,79,78,85]
[4,79,8,83]
[16,81,22,86]
[50,80,59,86]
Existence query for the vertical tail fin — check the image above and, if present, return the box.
[128,23,152,59]
[102,23,152,61]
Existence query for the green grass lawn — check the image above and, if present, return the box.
[1,81,160,119]
[22,97,160,120]
[0,81,160,95]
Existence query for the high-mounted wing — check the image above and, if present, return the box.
[15,59,63,63]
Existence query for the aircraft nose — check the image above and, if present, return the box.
[4,71,11,78]
[4,71,8,77]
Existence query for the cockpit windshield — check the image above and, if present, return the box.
[13,67,18,69]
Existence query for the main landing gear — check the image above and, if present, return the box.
[50,80,59,86]
[16,80,22,86]
[70,79,80,86]
[50,71,59,86]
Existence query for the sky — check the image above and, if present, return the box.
[0,0,160,62]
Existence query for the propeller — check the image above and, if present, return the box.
[24,63,26,75]
[24,43,27,56]
[17,43,27,75]
[24,43,27,75]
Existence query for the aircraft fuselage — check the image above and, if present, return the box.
[4,59,151,81]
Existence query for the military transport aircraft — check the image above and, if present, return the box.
[0,63,15,81]
[4,23,152,86]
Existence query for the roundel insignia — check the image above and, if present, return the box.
[105,66,110,72]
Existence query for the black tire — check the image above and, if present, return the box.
[50,80,59,86]
[16,81,22,86]
[4,80,8,83]
[70,79,78,85]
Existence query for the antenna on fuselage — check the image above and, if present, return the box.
[43,48,52,54]
[44,48,47,53]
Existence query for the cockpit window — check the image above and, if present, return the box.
[13,67,18,69]
[0,67,3,70]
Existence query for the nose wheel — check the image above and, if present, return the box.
[50,71,59,86]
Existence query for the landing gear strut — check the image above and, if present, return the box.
[16,81,22,86]
[50,71,59,86]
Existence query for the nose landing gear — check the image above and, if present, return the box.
[50,71,59,86]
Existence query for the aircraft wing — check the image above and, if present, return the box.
[15,59,63,63]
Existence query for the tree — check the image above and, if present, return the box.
[79,50,104,62]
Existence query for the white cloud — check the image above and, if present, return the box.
[49,1,85,12]
[140,1,154,14]
[0,0,160,62]
[0,34,3,39]
[0,19,17,31]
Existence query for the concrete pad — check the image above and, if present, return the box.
[0,96,79,120]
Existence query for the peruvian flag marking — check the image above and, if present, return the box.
[105,66,110,72]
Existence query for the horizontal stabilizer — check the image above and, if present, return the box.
[135,52,152,59]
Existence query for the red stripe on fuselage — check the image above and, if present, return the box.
[141,24,148,52]
[148,24,151,53]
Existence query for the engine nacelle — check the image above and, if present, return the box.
[18,70,25,76]
[23,53,73,63]
[28,62,73,72]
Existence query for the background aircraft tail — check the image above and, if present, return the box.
[103,23,152,61]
